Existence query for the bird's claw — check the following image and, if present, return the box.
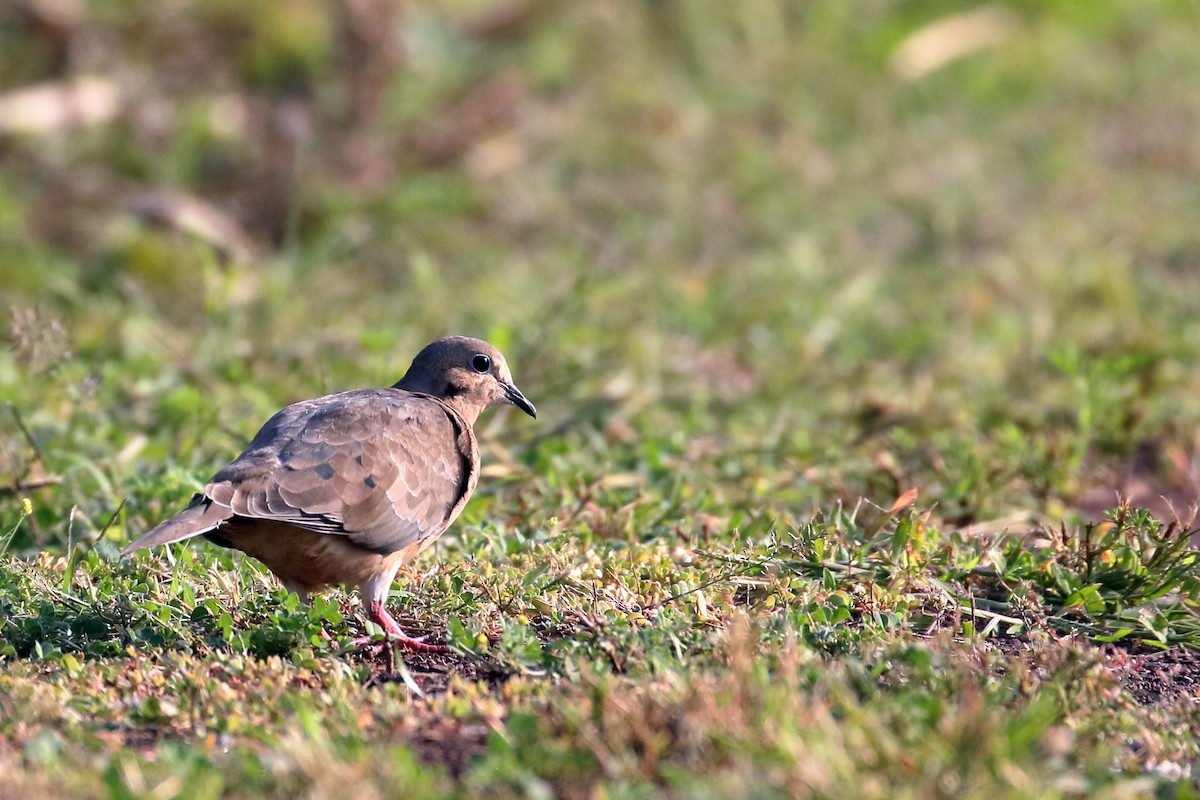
[349,633,450,655]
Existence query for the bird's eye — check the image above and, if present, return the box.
[471,354,492,373]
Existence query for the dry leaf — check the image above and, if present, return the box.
[890,6,1019,81]
[0,75,120,135]
[124,189,257,263]
[889,487,919,514]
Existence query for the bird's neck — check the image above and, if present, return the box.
[439,395,486,428]
[392,376,487,427]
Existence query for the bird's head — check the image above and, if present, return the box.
[395,336,536,425]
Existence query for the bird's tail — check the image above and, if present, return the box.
[121,493,231,556]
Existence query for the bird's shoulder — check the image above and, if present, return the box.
[224,388,474,472]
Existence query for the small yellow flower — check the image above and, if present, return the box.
[21,497,33,517]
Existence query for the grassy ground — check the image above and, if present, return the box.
[3,1,1200,797]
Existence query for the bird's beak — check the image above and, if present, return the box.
[502,382,537,418]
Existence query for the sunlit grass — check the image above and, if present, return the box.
[3,0,1200,796]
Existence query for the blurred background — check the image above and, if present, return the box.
[3,0,1200,551]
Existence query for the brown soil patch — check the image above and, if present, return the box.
[1073,440,1200,529]
[1109,646,1200,707]
[362,647,515,694]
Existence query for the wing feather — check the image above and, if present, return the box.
[122,493,232,553]
[199,389,477,555]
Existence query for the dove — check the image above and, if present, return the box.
[123,336,536,652]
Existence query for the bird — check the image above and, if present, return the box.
[123,336,536,652]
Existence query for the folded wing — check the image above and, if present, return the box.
[124,389,478,557]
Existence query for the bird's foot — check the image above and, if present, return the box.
[360,598,451,654]
[349,632,450,654]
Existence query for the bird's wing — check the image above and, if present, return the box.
[202,389,477,555]
[122,492,234,554]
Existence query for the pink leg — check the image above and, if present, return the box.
[357,598,450,654]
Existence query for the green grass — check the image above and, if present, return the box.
[4,0,1200,796]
